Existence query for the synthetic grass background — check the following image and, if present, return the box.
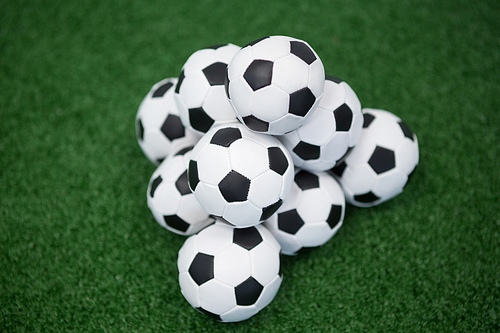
[1,0,499,331]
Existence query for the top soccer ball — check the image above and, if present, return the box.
[225,36,325,135]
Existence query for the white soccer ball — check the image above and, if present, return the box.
[278,76,363,171]
[264,169,345,255]
[147,147,214,235]
[174,44,241,134]
[187,123,294,228]
[225,36,325,135]
[178,221,282,322]
[136,78,201,164]
[330,108,419,207]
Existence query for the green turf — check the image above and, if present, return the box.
[1,0,499,331]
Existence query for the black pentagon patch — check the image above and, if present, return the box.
[189,253,214,286]
[175,146,194,156]
[188,160,199,191]
[245,36,270,47]
[330,160,347,177]
[176,170,191,195]
[203,62,227,86]
[196,307,222,321]
[233,227,263,250]
[290,40,317,65]
[152,82,174,98]
[235,276,263,306]
[242,115,269,132]
[326,204,343,228]
[219,171,250,202]
[334,104,353,132]
[205,44,228,50]
[293,141,320,161]
[136,118,144,141]
[164,215,190,232]
[260,199,283,221]
[224,67,230,99]
[354,191,379,203]
[398,120,414,141]
[210,127,242,147]
[368,146,396,174]
[289,87,316,117]
[161,114,185,141]
[363,112,375,128]
[278,209,304,235]
[149,175,163,198]
[244,59,273,91]
[175,70,184,94]
[294,170,319,190]
[326,75,343,83]
[268,147,288,175]
[189,107,214,133]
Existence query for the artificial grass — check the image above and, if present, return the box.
[1,0,499,331]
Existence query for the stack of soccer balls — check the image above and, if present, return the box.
[135,36,419,322]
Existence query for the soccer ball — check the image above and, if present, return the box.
[188,123,294,228]
[225,36,325,135]
[147,146,214,235]
[174,44,241,134]
[136,78,201,164]
[178,221,282,322]
[278,76,363,171]
[330,108,419,207]
[264,169,345,255]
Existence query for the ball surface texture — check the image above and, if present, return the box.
[278,75,363,171]
[136,78,201,164]
[188,123,294,228]
[175,44,241,134]
[264,169,345,255]
[225,36,325,135]
[147,147,214,235]
[330,108,419,207]
[177,221,282,322]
